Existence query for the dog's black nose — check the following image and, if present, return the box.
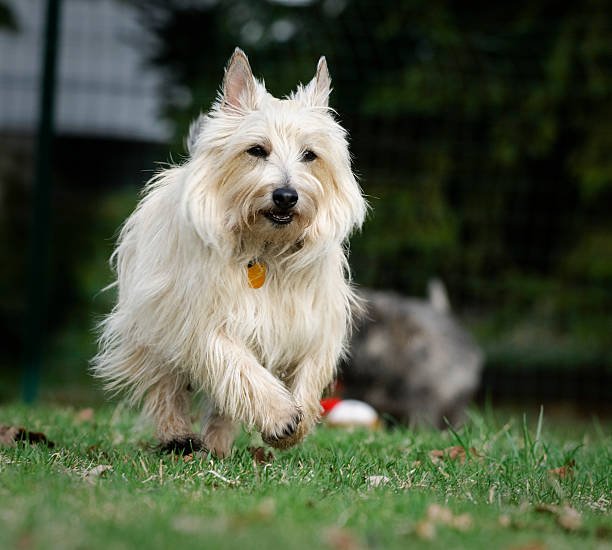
[272,187,298,210]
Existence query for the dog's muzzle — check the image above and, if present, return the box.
[265,187,298,225]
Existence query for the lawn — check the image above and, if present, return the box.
[0,403,610,549]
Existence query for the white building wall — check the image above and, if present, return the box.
[0,0,171,142]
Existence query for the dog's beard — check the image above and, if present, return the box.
[205,163,321,255]
[227,192,315,256]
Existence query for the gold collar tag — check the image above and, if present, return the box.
[247,261,266,289]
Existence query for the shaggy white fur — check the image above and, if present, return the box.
[92,48,367,456]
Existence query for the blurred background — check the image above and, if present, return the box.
[0,0,610,414]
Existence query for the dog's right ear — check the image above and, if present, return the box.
[222,48,256,111]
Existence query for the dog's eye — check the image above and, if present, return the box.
[246,145,268,159]
[301,149,317,162]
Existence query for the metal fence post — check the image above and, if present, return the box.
[22,0,62,402]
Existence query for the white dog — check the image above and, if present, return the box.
[93,48,367,456]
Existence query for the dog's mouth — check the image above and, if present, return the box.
[264,210,294,226]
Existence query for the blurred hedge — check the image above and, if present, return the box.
[132,0,612,359]
[1,0,611,394]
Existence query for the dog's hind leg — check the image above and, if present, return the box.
[201,401,237,458]
[142,372,205,454]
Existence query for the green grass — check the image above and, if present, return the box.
[0,404,610,549]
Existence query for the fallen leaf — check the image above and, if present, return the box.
[414,520,436,540]
[557,506,582,532]
[366,475,390,488]
[0,425,54,448]
[421,504,473,533]
[498,514,511,527]
[255,497,276,519]
[429,446,468,464]
[324,527,363,550]
[452,513,473,531]
[15,533,33,550]
[183,453,194,463]
[508,542,547,550]
[172,515,203,534]
[248,446,275,464]
[75,408,95,422]
[429,449,444,463]
[427,504,453,523]
[447,445,467,463]
[535,503,582,532]
[548,460,575,479]
[0,425,19,445]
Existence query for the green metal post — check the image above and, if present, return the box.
[22,0,62,402]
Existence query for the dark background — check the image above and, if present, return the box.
[1,0,610,410]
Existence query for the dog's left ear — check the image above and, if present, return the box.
[306,56,332,107]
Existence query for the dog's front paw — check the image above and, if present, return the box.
[263,420,311,450]
[261,409,303,448]
[267,403,322,450]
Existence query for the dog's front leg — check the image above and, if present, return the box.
[264,357,334,449]
[198,332,302,443]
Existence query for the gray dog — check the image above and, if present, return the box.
[342,281,483,427]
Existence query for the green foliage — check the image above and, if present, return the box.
[0,404,609,549]
[133,1,612,275]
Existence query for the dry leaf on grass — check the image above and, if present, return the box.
[547,459,575,479]
[0,425,54,448]
[452,513,474,531]
[535,503,582,532]
[557,507,582,531]
[447,446,467,462]
[324,527,363,550]
[413,504,473,539]
[414,520,436,540]
[254,497,276,519]
[426,504,473,531]
[0,426,20,446]
[427,504,454,523]
[429,445,479,464]
[508,542,548,550]
[429,449,445,462]
[75,408,95,422]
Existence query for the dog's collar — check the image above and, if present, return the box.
[247,260,266,289]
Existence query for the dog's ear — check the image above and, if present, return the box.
[222,47,257,111]
[307,56,332,107]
